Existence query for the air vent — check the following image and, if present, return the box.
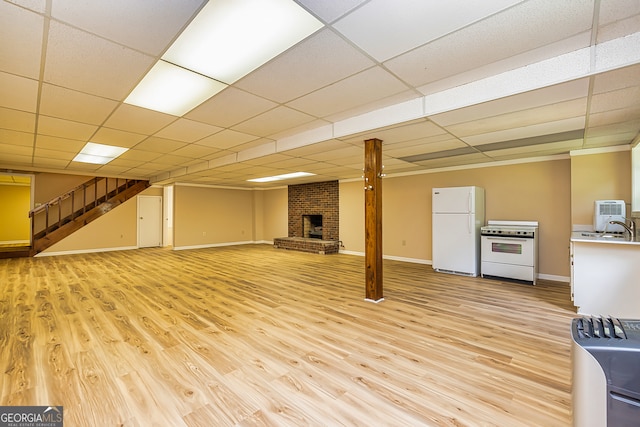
[576,316,627,339]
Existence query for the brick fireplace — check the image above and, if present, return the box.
[273,180,340,254]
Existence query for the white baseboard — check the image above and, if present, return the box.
[339,250,431,265]
[36,246,138,257]
[538,273,570,283]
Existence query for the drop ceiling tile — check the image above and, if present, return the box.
[172,144,219,159]
[0,129,33,147]
[195,129,259,150]
[0,108,35,133]
[586,121,640,138]
[297,0,367,23]
[323,90,421,123]
[334,0,523,62]
[153,119,223,143]
[599,0,640,26]
[35,135,85,153]
[0,143,33,156]
[104,104,176,135]
[0,2,43,79]
[234,29,374,103]
[37,116,97,141]
[91,127,147,148]
[381,133,458,151]
[588,107,640,128]
[430,79,590,126]
[51,0,205,56]
[340,120,446,145]
[384,0,593,88]
[287,67,409,118]
[44,21,155,99]
[384,139,468,158]
[133,137,188,154]
[428,38,591,98]
[584,132,637,147]
[7,0,46,13]
[303,145,363,162]
[147,154,196,166]
[103,157,145,168]
[589,86,640,113]
[592,64,640,94]
[447,98,588,138]
[596,1,640,43]
[232,107,317,138]
[0,72,38,112]
[118,149,163,162]
[33,147,76,161]
[0,153,32,166]
[39,84,118,125]
[281,139,350,157]
[240,153,295,166]
[462,116,586,146]
[185,87,278,128]
[94,164,136,175]
[32,157,69,168]
[257,156,317,169]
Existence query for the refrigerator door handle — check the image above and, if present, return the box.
[468,214,471,233]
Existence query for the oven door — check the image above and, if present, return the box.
[481,235,534,266]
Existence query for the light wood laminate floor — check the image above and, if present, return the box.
[0,245,576,426]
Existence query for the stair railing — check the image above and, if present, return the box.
[29,177,138,242]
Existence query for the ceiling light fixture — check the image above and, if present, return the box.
[248,171,315,183]
[124,60,227,116]
[125,0,323,116]
[72,142,128,165]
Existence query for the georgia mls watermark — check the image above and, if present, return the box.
[0,406,63,427]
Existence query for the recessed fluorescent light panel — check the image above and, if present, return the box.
[72,142,128,165]
[248,172,315,183]
[164,0,323,84]
[124,61,227,116]
[125,0,323,116]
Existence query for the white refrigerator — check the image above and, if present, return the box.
[432,186,485,276]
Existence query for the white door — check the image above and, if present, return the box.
[138,196,162,248]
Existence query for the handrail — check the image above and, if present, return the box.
[29,177,142,242]
[29,177,100,217]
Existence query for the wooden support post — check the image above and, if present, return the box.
[364,138,383,302]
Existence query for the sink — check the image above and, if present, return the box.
[580,232,627,240]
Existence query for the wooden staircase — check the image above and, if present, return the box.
[0,177,149,258]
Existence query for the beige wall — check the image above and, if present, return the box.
[173,185,254,248]
[570,149,631,228]
[340,158,572,278]
[34,172,92,204]
[261,187,288,242]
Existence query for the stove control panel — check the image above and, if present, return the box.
[480,226,536,238]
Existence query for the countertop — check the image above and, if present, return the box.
[571,231,640,245]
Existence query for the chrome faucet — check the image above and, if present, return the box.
[609,219,636,239]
